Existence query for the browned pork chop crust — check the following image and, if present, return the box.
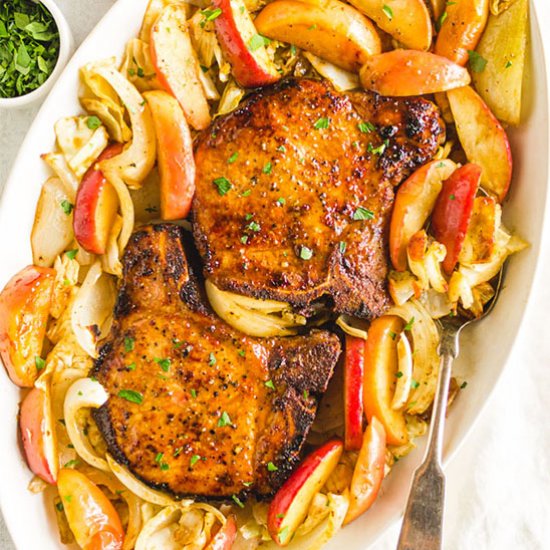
[192,78,445,318]
[92,225,341,500]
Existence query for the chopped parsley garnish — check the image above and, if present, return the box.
[242,189,251,197]
[227,152,239,164]
[277,145,286,153]
[339,241,347,254]
[208,352,216,366]
[368,141,387,156]
[382,4,393,19]
[450,194,456,200]
[299,246,313,260]
[411,379,420,389]
[35,356,45,371]
[154,357,171,372]
[290,45,297,56]
[127,362,136,371]
[437,11,448,30]
[155,452,170,470]
[246,220,261,232]
[314,117,330,130]
[265,379,276,390]
[505,60,513,69]
[303,390,309,400]
[248,34,271,52]
[267,461,279,472]
[86,116,101,130]
[245,213,253,221]
[213,176,232,196]
[243,481,253,487]
[118,389,143,404]
[60,200,73,215]
[468,50,488,73]
[55,502,64,512]
[389,331,397,340]
[190,454,201,467]
[199,7,222,27]
[238,350,246,357]
[277,197,286,206]
[353,206,375,221]
[63,459,80,469]
[63,495,72,503]
[278,526,291,544]
[404,317,415,331]
[240,235,249,244]
[65,249,78,260]
[0,0,60,99]
[396,371,403,378]
[190,389,197,398]
[124,336,135,353]
[263,161,272,174]
[218,411,232,427]
[155,452,163,463]
[358,121,375,133]
[232,494,245,508]
[460,381,468,389]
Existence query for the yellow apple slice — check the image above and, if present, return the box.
[254,0,381,73]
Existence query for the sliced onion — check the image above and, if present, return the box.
[120,38,162,93]
[31,177,75,267]
[216,78,245,117]
[64,378,109,471]
[388,270,419,306]
[419,288,453,319]
[303,52,360,91]
[206,279,305,337]
[391,333,413,410]
[71,261,116,357]
[387,300,440,415]
[41,153,78,200]
[335,315,368,340]
[101,214,123,277]
[106,454,189,507]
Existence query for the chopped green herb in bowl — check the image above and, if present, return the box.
[0,0,72,107]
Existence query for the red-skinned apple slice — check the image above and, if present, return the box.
[343,416,386,525]
[431,163,481,275]
[390,159,457,271]
[20,386,58,484]
[363,316,408,446]
[143,90,196,220]
[447,86,513,202]
[150,4,211,130]
[0,265,55,387]
[74,144,121,255]
[267,439,344,546]
[360,50,471,96]
[205,516,238,550]
[212,0,280,88]
[254,0,381,73]
[344,335,365,451]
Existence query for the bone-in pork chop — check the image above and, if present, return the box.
[192,78,445,318]
[92,225,341,500]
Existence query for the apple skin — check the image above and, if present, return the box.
[0,265,55,387]
[150,4,211,130]
[205,515,238,550]
[360,50,471,96]
[74,143,122,255]
[344,335,365,451]
[390,159,457,271]
[267,439,344,546]
[363,315,408,446]
[343,416,386,525]
[434,0,489,66]
[431,163,481,275]
[212,0,280,88]
[447,85,513,202]
[19,387,58,484]
[254,0,381,73]
[143,90,195,220]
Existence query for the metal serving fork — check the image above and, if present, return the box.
[396,271,504,550]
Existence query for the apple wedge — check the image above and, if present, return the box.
[343,416,386,525]
[360,50,471,96]
[254,0,381,73]
[431,163,481,275]
[363,315,408,446]
[267,439,344,546]
[206,516,237,550]
[434,0,489,66]
[212,0,280,88]
[143,91,195,220]
[344,335,365,451]
[447,86,513,202]
[390,159,457,271]
[20,387,58,484]
[150,4,211,130]
[472,0,528,126]
[0,265,55,387]
[345,0,432,51]
[74,144,121,255]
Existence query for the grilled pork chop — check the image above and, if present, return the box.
[193,78,445,318]
[92,225,341,500]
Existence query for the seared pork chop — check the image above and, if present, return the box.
[92,225,341,500]
[193,78,445,318]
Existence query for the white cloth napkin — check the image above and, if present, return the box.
[1,1,549,549]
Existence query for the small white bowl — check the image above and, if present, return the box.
[0,0,73,110]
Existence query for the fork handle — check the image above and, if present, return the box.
[396,325,459,550]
